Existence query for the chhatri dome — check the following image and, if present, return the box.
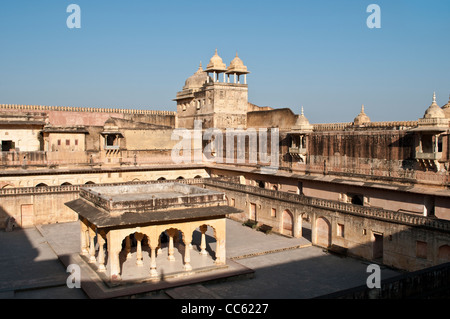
[423,92,445,119]
[226,52,249,74]
[353,104,371,125]
[183,62,211,90]
[292,107,313,132]
[206,49,227,72]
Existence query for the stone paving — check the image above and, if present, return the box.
[0,219,402,299]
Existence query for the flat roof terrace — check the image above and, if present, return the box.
[79,182,226,216]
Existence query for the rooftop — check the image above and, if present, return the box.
[78,182,227,216]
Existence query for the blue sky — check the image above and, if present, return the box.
[0,0,449,123]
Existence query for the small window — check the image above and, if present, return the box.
[75,139,78,146]
[231,198,235,207]
[337,223,345,237]
[271,208,277,218]
[66,139,70,146]
[416,241,427,259]
[57,139,61,146]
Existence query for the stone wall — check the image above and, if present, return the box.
[0,104,176,127]
[203,179,450,271]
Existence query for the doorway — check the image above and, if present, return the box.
[372,232,383,261]
[282,210,293,236]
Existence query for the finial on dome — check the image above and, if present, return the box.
[433,92,436,104]
[214,48,218,55]
[301,106,304,116]
[361,104,365,113]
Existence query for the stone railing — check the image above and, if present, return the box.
[312,120,418,132]
[0,104,175,116]
[203,179,450,232]
[0,177,209,196]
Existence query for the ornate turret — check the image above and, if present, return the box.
[291,107,313,132]
[205,49,227,83]
[288,107,313,162]
[226,52,250,84]
[424,92,446,119]
[183,62,211,90]
[410,92,449,171]
[353,105,371,126]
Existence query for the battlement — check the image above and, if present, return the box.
[0,104,176,116]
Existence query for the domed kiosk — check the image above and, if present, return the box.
[410,92,449,171]
[353,105,371,126]
[288,107,313,162]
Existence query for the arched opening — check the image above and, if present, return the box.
[301,214,312,242]
[194,175,202,179]
[282,209,294,236]
[257,180,265,188]
[131,178,140,182]
[61,182,72,186]
[272,185,278,191]
[118,232,151,280]
[438,245,450,263]
[85,181,95,185]
[176,176,185,180]
[35,183,48,188]
[191,224,217,262]
[1,184,14,189]
[157,177,166,181]
[350,194,363,206]
[315,217,331,248]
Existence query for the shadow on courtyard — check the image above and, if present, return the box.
[0,214,449,299]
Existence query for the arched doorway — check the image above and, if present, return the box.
[315,217,331,248]
[282,209,294,236]
[35,183,48,187]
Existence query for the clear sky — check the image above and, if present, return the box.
[0,0,449,124]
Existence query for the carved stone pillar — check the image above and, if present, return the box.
[183,232,193,271]
[149,245,158,277]
[135,233,144,267]
[166,229,177,261]
[147,231,159,277]
[199,225,208,256]
[88,228,97,263]
[125,235,132,260]
[214,219,226,265]
[80,220,89,256]
[107,231,121,281]
[97,231,106,272]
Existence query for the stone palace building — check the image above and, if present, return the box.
[1,49,450,274]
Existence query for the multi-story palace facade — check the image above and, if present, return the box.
[1,50,450,272]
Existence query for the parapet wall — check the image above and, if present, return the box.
[0,104,176,127]
[313,120,419,131]
[316,261,450,299]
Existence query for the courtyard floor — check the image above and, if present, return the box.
[0,219,401,299]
